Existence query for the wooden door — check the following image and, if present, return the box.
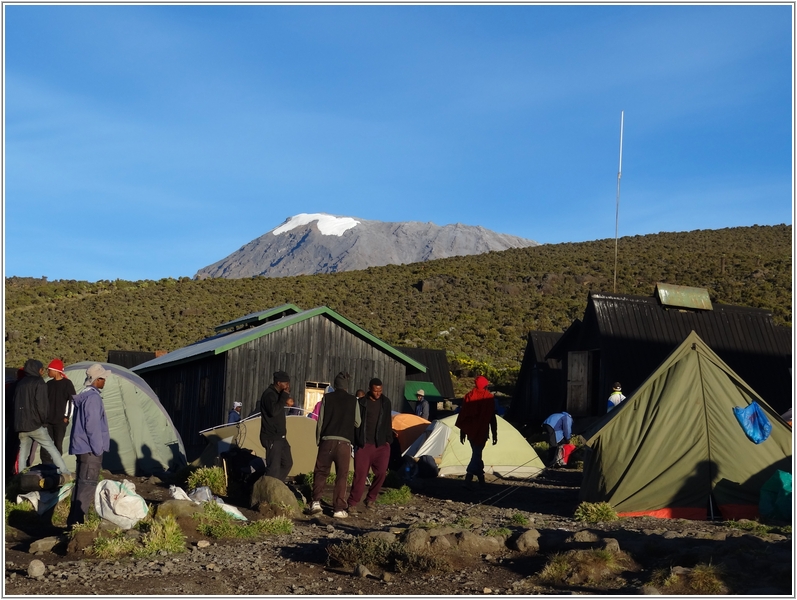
[567,351,591,416]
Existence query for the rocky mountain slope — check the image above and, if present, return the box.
[195,213,538,279]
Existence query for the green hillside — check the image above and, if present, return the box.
[5,225,792,385]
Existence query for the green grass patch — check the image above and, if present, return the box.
[187,466,227,497]
[574,501,619,523]
[485,527,511,537]
[536,549,637,586]
[509,512,529,526]
[196,501,293,539]
[135,515,186,556]
[453,515,475,529]
[375,485,412,505]
[724,519,791,536]
[92,530,138,559]
[68,508,101,536]
[650,563,728,595]
[327,536,450,574]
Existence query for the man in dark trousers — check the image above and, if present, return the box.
[309,372,361,518]
[41,359,76,466]
[67,363,111,528]
[14,358,71,475]
[259,371,293,482]
[347,377,393,511]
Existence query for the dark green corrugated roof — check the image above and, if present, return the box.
[134,306,426,374]
[214,303,302,332]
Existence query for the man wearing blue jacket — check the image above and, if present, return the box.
[67,363,111,528]
[542,411,573,468]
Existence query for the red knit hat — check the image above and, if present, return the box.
[47,359,66,376]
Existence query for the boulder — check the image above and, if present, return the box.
[511,529,541,553]
[402,528,430,553]
[250,476,299,512]
[430,536,452,552]
[27,560,45,578]
[571,530,600,543]
[454,531,500,554]
[155,499,203,519]
[427,526,461,538]
[601,538,621,553]
[28,536,64,554]
[66,530,95,554]
[363,531,397,543]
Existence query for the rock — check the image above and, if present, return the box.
[206,563,217,571]
[640,585,661,594]
[354,564,371,578]
[430,536,451,551]
[382,572,393,582]
[67,530,95,554]
[402,528,429,552]
[28,536,63,553]
[27,560,46,578]
[250,476,300,512]
[601,538,620,553]
[197,540,211,549]
[326,525,335,533]
[571,530,599,543]
[711,531,727,541]
[427,526,462,538]
[671,566,690,575]
[155,499,203,519]
[483,588,492,594]
[512,529,541,553]
[662,531,681,539]
[148,475,163,485]
[362,531,397,543]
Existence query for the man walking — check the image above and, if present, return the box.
[259,371,293,481]
[67,363,111,528]
[14,359,71,475]
[41,359,76,466]
[309,372,360,518]
[456,375,498,489]
[347,378,393,511]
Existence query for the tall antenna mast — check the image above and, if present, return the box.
[613,110,624,294]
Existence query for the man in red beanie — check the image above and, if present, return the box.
[455,375,498,489]
[41,359,76,465]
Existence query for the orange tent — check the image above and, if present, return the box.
[392,413,431,452]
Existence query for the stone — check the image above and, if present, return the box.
[354,564,371,578]
[27,560,46,578]
[711,531,727,541]
[382,572,393,582]
[640,585,661,595]
[662,531,681,539]
[28,536,63,553]
[483,588,492,594]
[362,531,397,543]
[427,526,461,537]
[67,530,95,554]
[512,529,541,553]
[402,528,429,552]
[155,499,203,519]
[571,530,599,543]
[430,536,451,551]
[197,540,211,549]
[250,476,300,512]
[671,566,690,576]
[601,538,620,553]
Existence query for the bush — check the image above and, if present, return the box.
[93,531,138,559]
[574,502,618,523]
[485,527,511,537]
[135,515,186,556]
[509,513,530,526]
[196,501,293,539]
[650,563,727,595]
[187,467,227,497]
[376,485,412,505]
[537,549,637,586]
[327,536,450,574]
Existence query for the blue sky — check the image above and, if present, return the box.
[4,4,792,282]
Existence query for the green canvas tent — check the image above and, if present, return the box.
[580,331,792,520]
[54,362,187,476]
[403,414,545,478]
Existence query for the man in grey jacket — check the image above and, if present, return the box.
[14,358,71,475]
[67,363,111,528]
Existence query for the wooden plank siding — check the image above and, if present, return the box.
[224,314,409,421]
[139,353,226,458]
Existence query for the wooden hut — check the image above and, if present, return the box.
[133,305,426,458]
[507,331,564,427]
[546,284,793,418]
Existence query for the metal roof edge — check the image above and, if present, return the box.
[133,351,215,374]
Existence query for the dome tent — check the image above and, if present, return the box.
[57,362,187,476]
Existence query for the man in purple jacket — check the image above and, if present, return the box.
[67,364,111,528]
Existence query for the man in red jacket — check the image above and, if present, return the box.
[455,375,498,489]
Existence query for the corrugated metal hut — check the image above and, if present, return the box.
[507,330,564,427]
[132,304,426,458]
[546,284,793,418]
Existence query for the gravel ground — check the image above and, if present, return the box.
[4,469,793,596]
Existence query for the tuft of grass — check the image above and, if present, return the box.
[51,496,71,528]
[724,519,790,536]
[453,515,475,529]
[68,508,101,536]
[187,466,226,497]
[92,530,138,559]
[135,515,186,556]
[196,501,292,539]
[650,563,727,595]
[537,549,637,586]
[327,536,450,574]
[375,485,412,505]
[509,513,529,526]
[537,553,570,584]
[574,501,619,523]
[485,527,511,537]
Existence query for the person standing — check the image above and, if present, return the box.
[259,371,293,481]
[607,382,626,412]
[67,363,111,528]
[347,378,393,511]
[309,372,360,518]
[228,401,242,424]
[41,359,76,466]
[414,389,430,420]
[14,359,71,475]
[542,411,573,467]
[455,375,497,489]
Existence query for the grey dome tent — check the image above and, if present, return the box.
[56,362,187,475]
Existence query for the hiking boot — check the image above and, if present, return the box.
[363,500,374,510]
[333,510,349,519]
[308,501,322,514]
